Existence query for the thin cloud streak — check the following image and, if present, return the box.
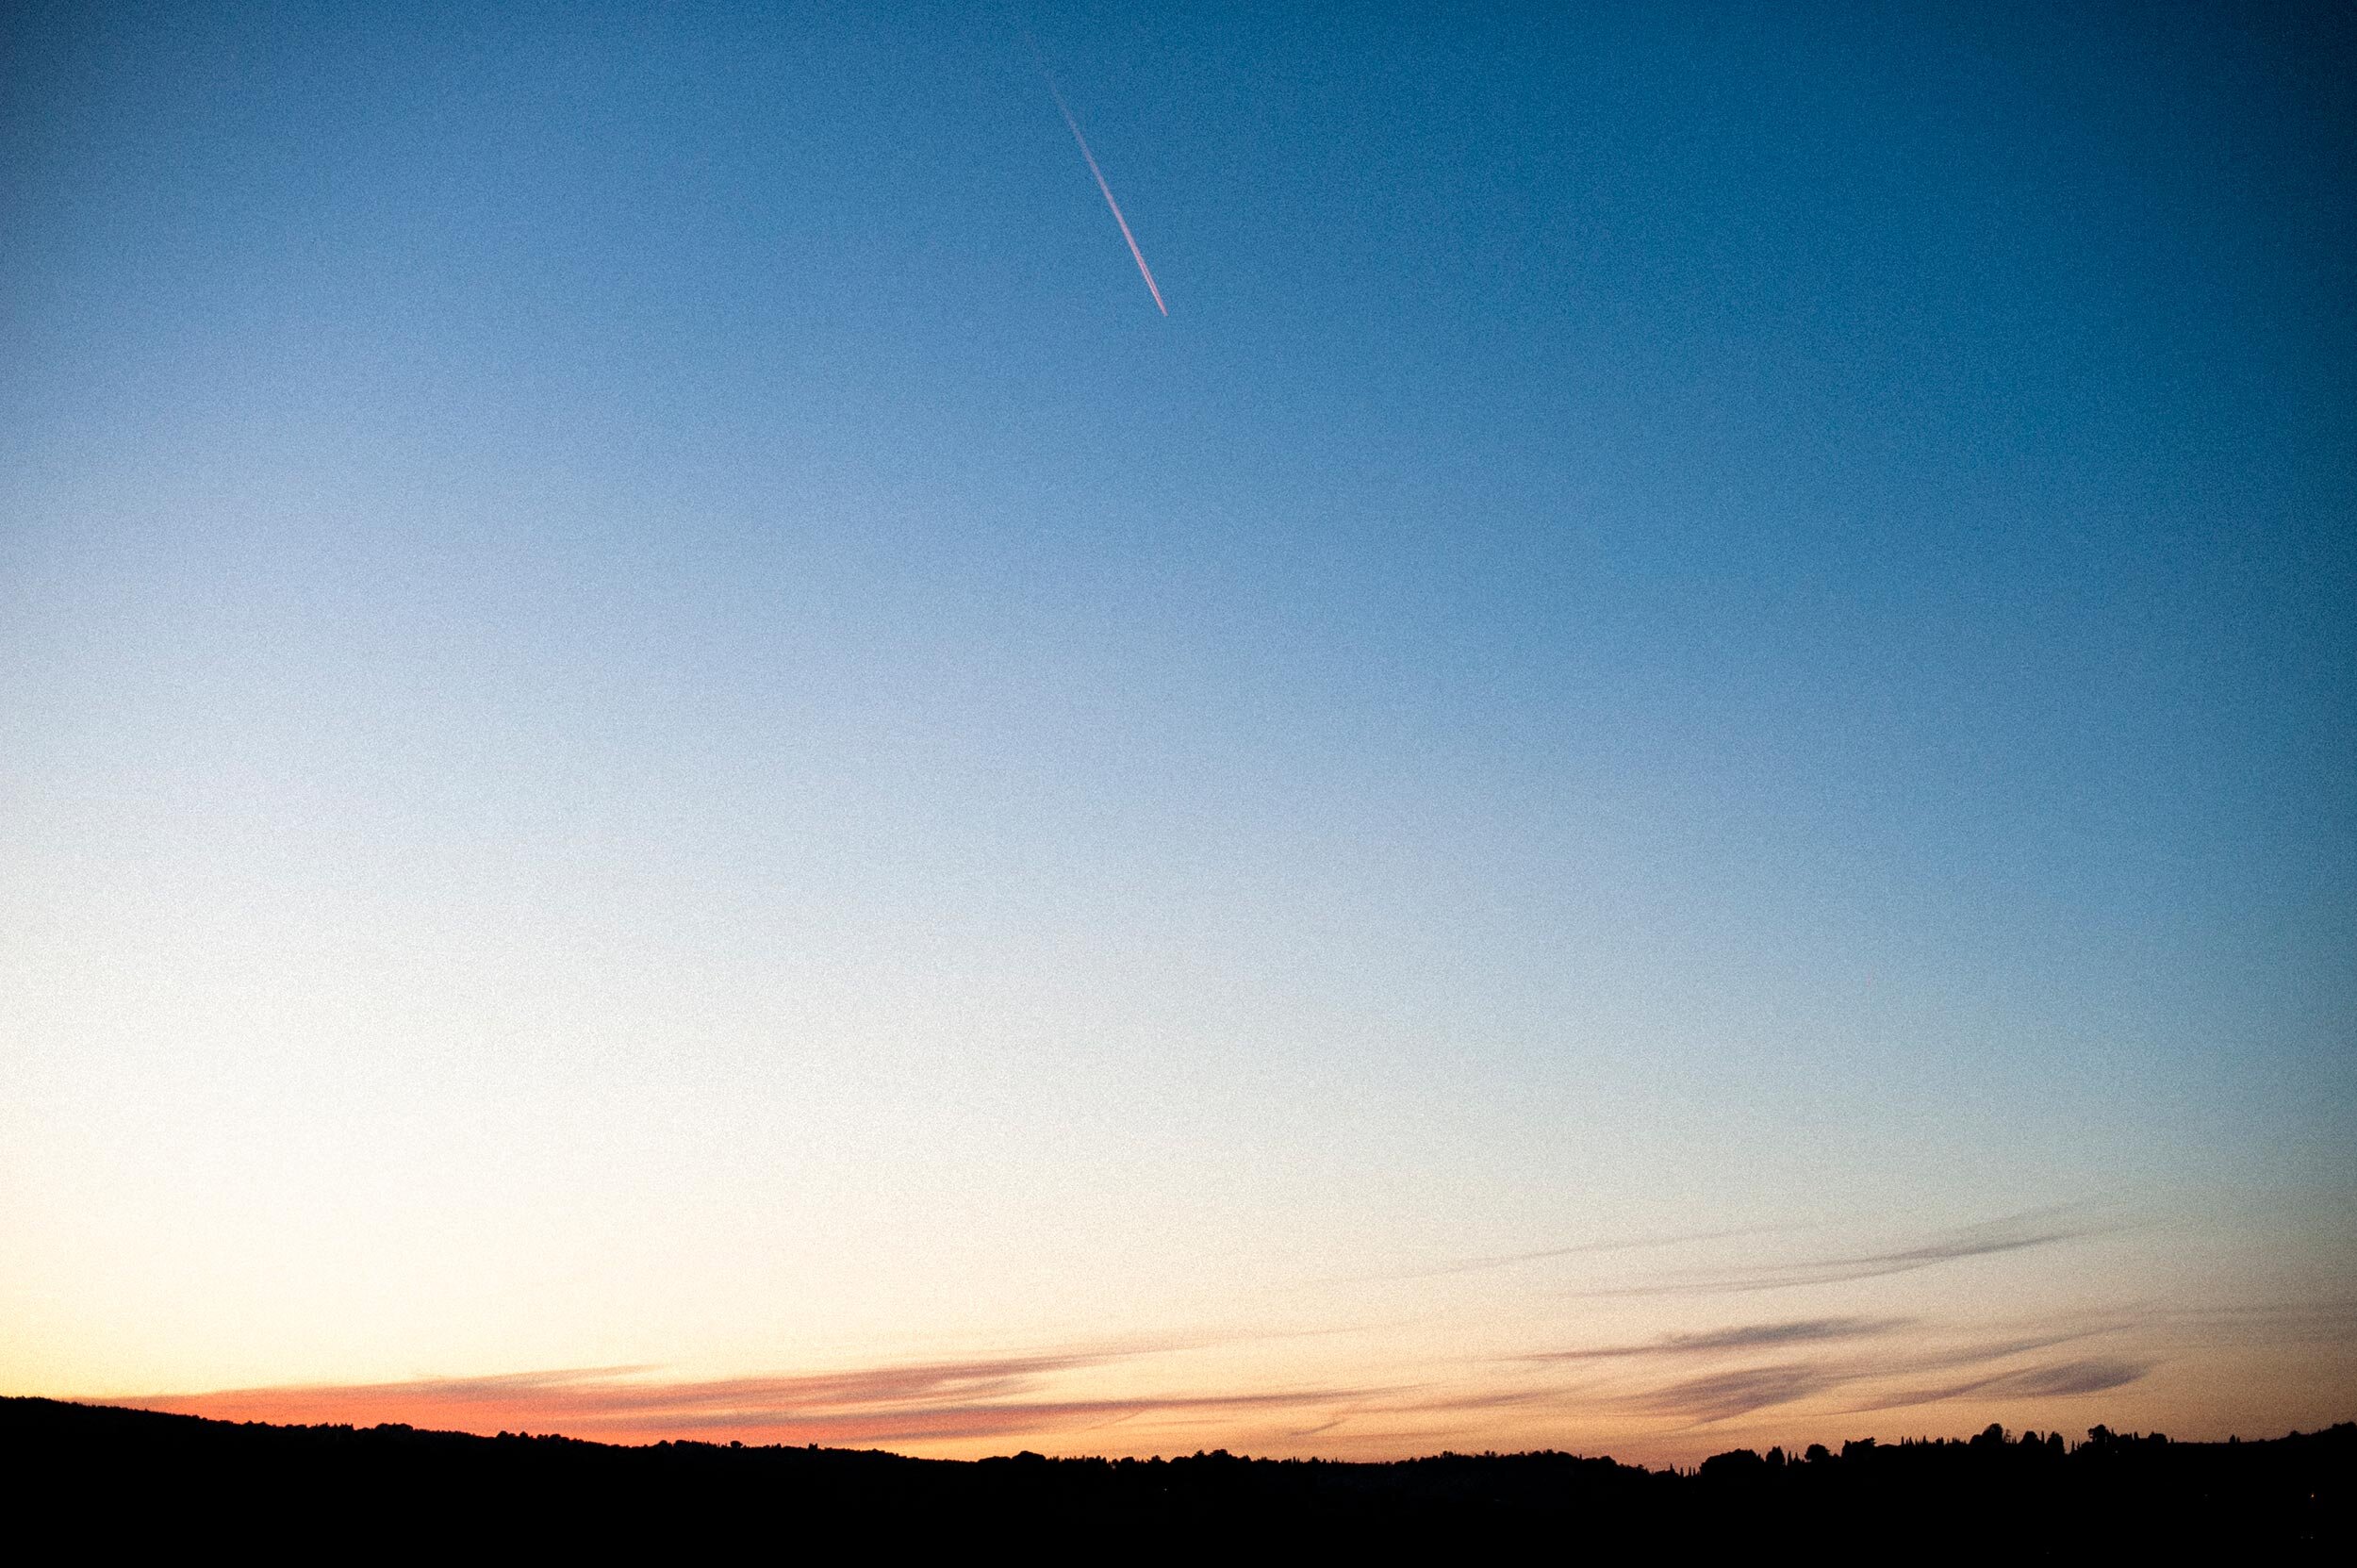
[1844,1358,2154,1414]
[1364,1223,1791,1284]
[1630,1350,2153,1428]
[1902,1329,2118,1373]
[1633,1363,1847,1423]
[1575,1207,2123,1298]
[2146,1297,2357,1348]
[1615,1315,2143,1426]
[121,1349,1394,1449]
[1531,1316,1911,1362]
[660,1388,1391,1446]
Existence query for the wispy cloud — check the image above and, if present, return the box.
[1581,1207,2123,1298]
[104,1219,2217,1457]
[119,1346,1393,1450]
[2145,1297,2357,1348]
[1845,1357,2153,1412]
[1615,1318,2142,1427]
[1631,1363,1850,1422]
[1378,1383,1589,1415]
[1533,1316,1910,1362]
[1367,1224,1788,1283]
[1901,1328,2117,1373]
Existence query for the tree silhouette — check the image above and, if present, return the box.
[1,1397,2347,1554]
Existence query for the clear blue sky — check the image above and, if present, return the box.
[4,2,2351,1458]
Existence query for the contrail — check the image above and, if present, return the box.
[1033,58,1167,316]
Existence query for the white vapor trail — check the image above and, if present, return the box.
[1035,62,1167,316]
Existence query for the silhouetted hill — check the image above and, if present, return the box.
[6,1397,2349,1555]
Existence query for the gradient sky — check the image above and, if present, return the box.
[3,1,2351,1464]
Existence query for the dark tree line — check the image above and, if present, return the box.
[6,1397,2348,1557]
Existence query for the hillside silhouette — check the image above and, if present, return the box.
[5,1397,2349,1554]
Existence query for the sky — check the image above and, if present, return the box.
[2,1,2351,1464]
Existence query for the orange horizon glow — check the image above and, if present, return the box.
[95,1374,2349,1467]
[34,1209,2357,1468]
[86,1310,2357,1470]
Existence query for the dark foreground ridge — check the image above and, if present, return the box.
[7,1397,2349,1554]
